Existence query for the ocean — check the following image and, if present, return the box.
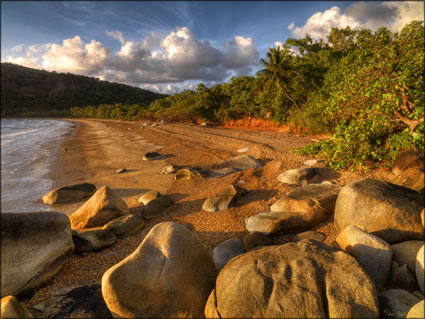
[1,119,75,213]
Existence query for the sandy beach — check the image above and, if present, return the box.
[23,118,394,317]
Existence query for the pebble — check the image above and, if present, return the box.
[116,168,126,174]
[303,159,318,166]
[237,147,249,153]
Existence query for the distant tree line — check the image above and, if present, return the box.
[0,63,167,117]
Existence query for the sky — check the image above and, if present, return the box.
[1,1,423,94]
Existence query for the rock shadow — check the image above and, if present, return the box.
[166,193,188,202]
[233,189,279,207]
[112,188,150,198]
[165,199,205,216]
[314,167,341,182]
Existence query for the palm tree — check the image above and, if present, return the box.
[257,46,301,111]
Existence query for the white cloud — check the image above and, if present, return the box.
[289,2,424,40]
[6,56,40,69]
[11,44,24,53]
[105,30,125,44]
[6,27,259,90]
[287,22,295,31]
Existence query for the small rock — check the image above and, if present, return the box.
[336,225,392,288]
[204,155,262,177]
[115,168,126,174]
[158,164,179,174]
[143,152,165,161]
[103,214,145,238]
[416,244,424,294]
[42,183,96,204]
[143,122,151,126]
[175,168,203,180]
[242,232,273,251]
[392,167,425,192]
[202,185,247,212]
[128,128,132,130]
[72,228,117,252]
[137,190,161,205]
[212,238,245,270]
[407,300,424,319]
[303,159,318,166]
[294,230,326,242]
[143,196,174,219]
[391,150,424,176]
[237,147,249,153]
[1,296,33,318]
[277,167,317,185]
[379,289,420,319]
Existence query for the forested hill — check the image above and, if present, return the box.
[1,63,167,117]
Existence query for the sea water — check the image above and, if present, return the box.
[1,119,74,213]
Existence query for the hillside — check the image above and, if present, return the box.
[0,63,167,117]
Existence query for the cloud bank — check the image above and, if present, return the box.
[289,1,424,40]
[6,27,259,93]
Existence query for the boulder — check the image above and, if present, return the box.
[271,183,341,215]
[416,244,424,294]
[103,214,144,238]
[202,185,247,212]
[175,168,204,180]
[143,152,165,160]
[137,190,161,205]
[42,183,96,204]
[158,164,179,174]
[72,228,117,253]
[294,230,326,242]
[204,155,262,177]
[102,222,217,318]
[391,150,424,176]
[205,239,379,318]
[407,300,425,319]
[212,238,245,270]
[277,167,317,185]
[334,179,424,243]
[245,210,326,235]
[391,241,424,272]
[379,289,420,318]
[143,196,174,219]
[69,186,129,229]
[391,264,419,291]
[1,296,33,318]
[1,212,74,297]
[242,232,274,251]
[392,167,425,192]
[336,225,392,288]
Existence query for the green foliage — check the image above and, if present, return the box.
[1,63,166,117]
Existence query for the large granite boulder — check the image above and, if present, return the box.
[102,222,217,318]
[103,214,144,238]
[69,186,129,229]
[391,264,419,291]
[271,183,341,216]
[1,296,33,318]
[334,179,424,243]
[212,238,244,270]
[392,167,425,192]
[203,155,262,177]
[416,244,424,294]
[391,240,424,272]
[391,150,424,176]
[42,183,96,204]
[277,167,317,185]
[205,239,378,318]
[379,289,420,319]
[1,212,74,297]
[143,196,173,219]
[336,225,392,288]
[202,185,247,212]
[72,228,117,253]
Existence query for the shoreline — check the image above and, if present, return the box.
[20,119,395,317]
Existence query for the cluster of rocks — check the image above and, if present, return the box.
[1,150,424,318]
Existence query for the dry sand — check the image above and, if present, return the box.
[22,119,394,317]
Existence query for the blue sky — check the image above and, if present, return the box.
[1,1,423,94]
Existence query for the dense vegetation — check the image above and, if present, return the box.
[4,22,423,171]
[1,63,167,117]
